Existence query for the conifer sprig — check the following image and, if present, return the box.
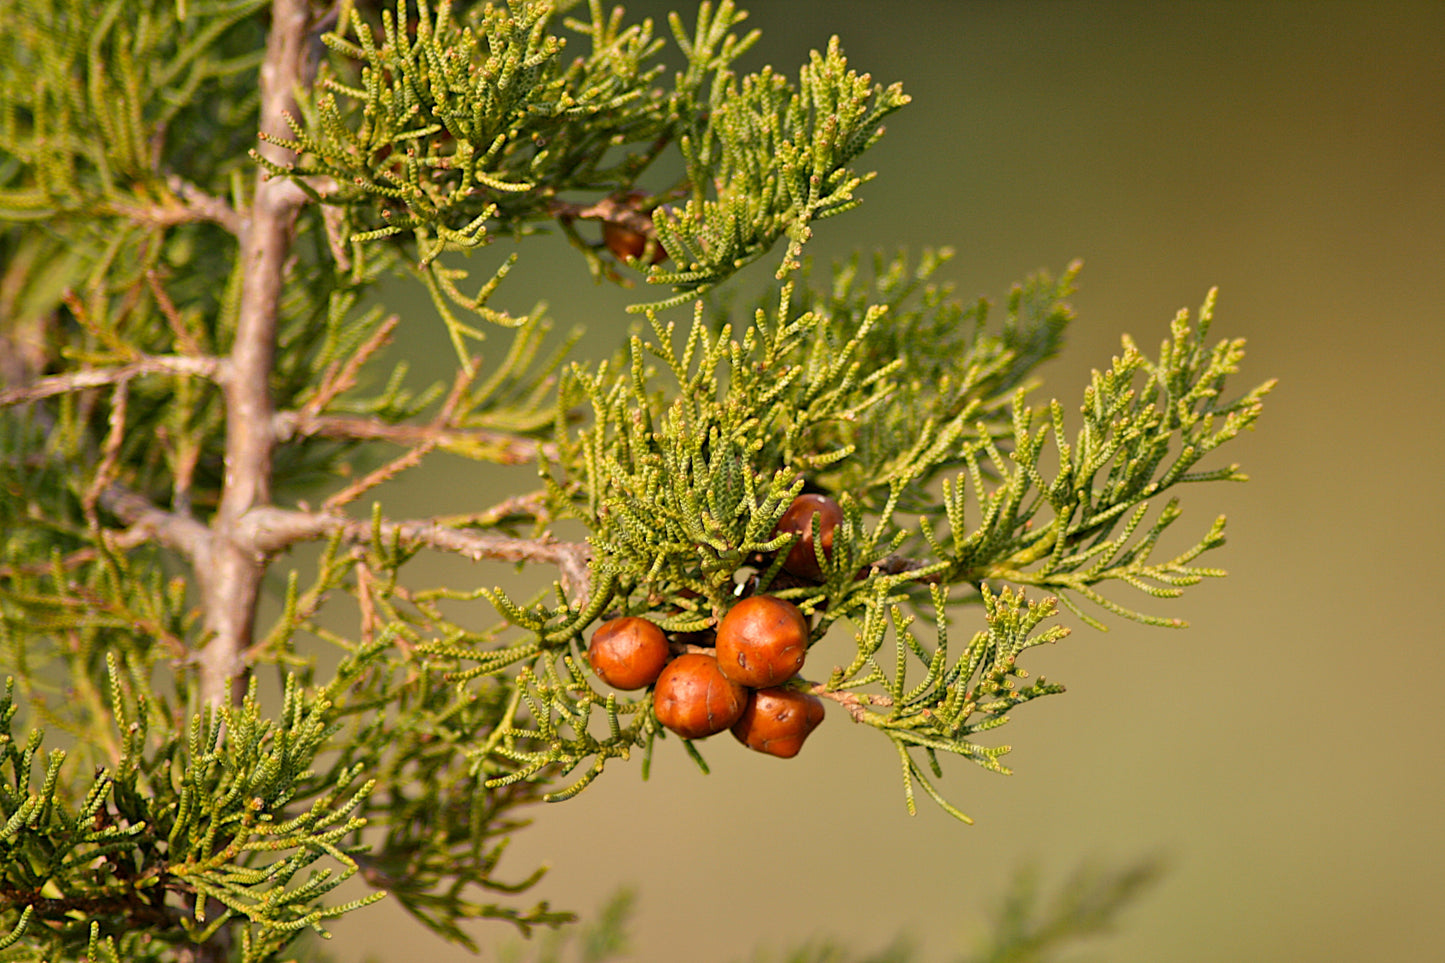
[0,656,386,962]
[256,1,906,329]
[316,635,573,948]
[930,289,1277,627]
[285,0,680,235]
[829,584,1069,823]
[638,33,911,309]
[0,0,267,221]
[765,252,1076,510]
[454,252,1266,821]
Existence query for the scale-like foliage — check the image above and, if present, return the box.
[641,32,910,308]
[259,0,759,343]
[451,252,1269,821]
[0,656,382,962]
[0,0,267,220]
[926,288,1275,627]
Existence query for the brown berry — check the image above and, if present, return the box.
[715,595,810,688]
[731,687,826,758]
[587,617,670,691]
[652,653,748,739]
[774,493,842,580]
[602,220,667,265]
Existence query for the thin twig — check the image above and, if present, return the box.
[105,175,246,235]
[168,175,246,235]
[97,486,213,565]
[273,411,557,463]
[323,437,439,510]
[433,490,551,528]
[145,270,206,357]
[320,201,351,270]
[809,684,893,722]
[301,315,398,417]
[868,553,939,580]
[357,519,589,598]
[0,356,224,407]
[354,554,378,646]
[83,380,130,523]
[237,506,593,606]
[278,333,558,463]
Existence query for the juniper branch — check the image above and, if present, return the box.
[97,484,214,565]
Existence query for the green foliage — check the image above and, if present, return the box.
[260,0,752,343]
[494,859,1162,963]
[261,0,906,339]
[0,0,267,220]
[643,31,910,309]
[497,888,635,963]
[717,250,1074,511]
[0,656,382,962]
[283,0,680,238]
[317,630,575,949]
[932,289,1274,629]
[455,249,1268,821]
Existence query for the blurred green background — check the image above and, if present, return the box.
[327,1,1445,960]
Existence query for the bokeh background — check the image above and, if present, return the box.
[328,2,1445,960]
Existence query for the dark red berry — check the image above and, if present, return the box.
[731,687,826,758]
[602,220,667,265]
[715,595,810,688]
[652,653,748,739]
[587,617,670,691]
[774,493,842,580]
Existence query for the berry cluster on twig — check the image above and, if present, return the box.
[586,493,842,758]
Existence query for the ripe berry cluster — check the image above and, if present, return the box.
[585,492,844,758]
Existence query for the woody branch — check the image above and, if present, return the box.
[195,0,313,709]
